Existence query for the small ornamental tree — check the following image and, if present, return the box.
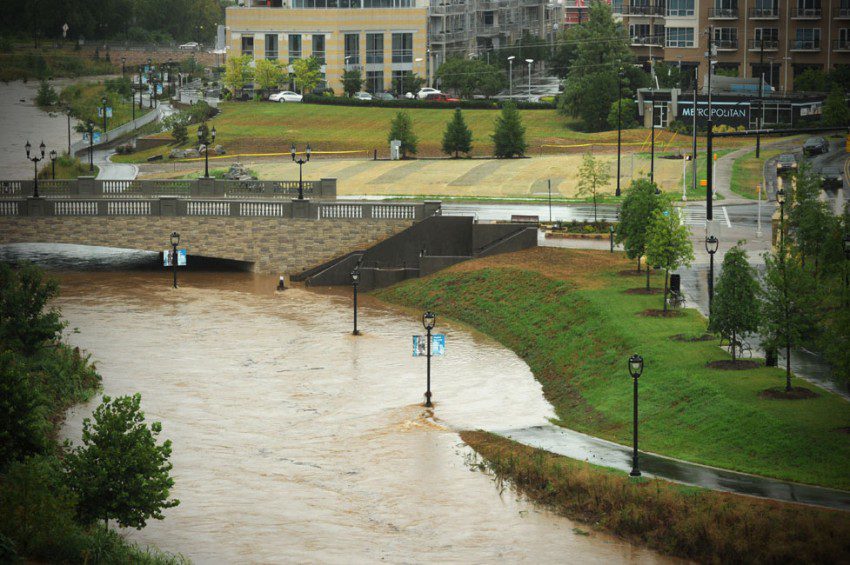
[607,98,639,130]
[342,68,363,97]
[171,121,188,144]
[223,55,253,97]
[492,101,527,158]
[0,351,49,467]
[196,122,211,146]
[253,59,282,98]
[789,163,832,275]
[576,152,611,223]
[645,206,694,311]
[65,394,179,529]
[708,244,761,361]
[442,108,473,158]
[615,178,664,273]
[0,262,65,355]
[388,111,417,158]
[291,57,322,94]
[821,85,850,127]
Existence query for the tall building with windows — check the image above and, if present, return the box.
[225,0,551,93]
[613,0,850,93]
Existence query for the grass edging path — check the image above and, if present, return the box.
[462,431,850,563]
[374,247,850,490]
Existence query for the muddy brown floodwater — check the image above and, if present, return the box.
[52,267,668,564]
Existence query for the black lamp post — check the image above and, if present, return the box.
[170,231,180,289]
[351,270,361,335]
[705,235,719,317]
[616,71,624,197]
[49,149,57,179]
[86,120,95,172]
[290,143,311,200]
[199,125,216,178]
[843,235,850,307]
[121,56,126,77]
[422,311,436,408]
[777,188,786,251]
[649,89,656,184]
[628,354,643,477]
[609,225,615,253]
[25,140,46,198]
[101,96,108,134]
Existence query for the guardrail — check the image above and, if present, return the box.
[0,177,338,200]
[1,197,441,221]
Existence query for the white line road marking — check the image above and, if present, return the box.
[722,206,731,228]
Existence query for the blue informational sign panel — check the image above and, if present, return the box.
[163,249,187,267]
[97,107,113,118]
[82,132,102,143]
[412,334,446,357]
[156,84,163,94]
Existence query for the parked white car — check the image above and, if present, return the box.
[354,91,373,101]
[416,87,441,99]
[269,91,303,102]
[179,42,200,51]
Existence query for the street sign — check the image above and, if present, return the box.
[83,132,102,143]
[163,249,187,267]
[97,107,113,118]
[412,334,445,357]
[156,84,163,94]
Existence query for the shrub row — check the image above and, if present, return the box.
[301,94,555,111]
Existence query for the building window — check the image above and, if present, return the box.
[753,0,778,15]
[629,24,663,44]
[289,35,302,62]
[241,36,254,58]
[366,33,384,64]
[840,28,850,48]
[345,33,360,65]
[483,11,495,25]
[794,27,820,48]
[666,27,694,47]
[312,35,325,64]
[392,33,413,63]
[796,0,821,12]
[366,70,384,93]
[392,70,412,95]
[712,0,737,16]
[265,34,278,60]
[713,27,738,48]
[667,0,694,17]
[612,0,624,13]
[754,28,778,42]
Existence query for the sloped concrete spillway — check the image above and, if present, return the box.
[9,248,670,563]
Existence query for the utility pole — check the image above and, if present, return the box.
[692,66,698,201]
[756,38,765,158]
[705,26,714,222]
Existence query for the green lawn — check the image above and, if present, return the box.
[730,148,785,199]
[60,82,152,134]
[38,155,98,179]
[375,248,850,490]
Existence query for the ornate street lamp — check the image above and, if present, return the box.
[25,140,46,198]
[199,125,216,178]
[121,56,126,77]
[525,58,534,97]
[170,231,180,289]
[616,70,625,197]
[422,311,436,408]
[628,354,644,477]
[101,96,108,134]
[49,149,57,180]
[291,143,311,200]
[507,55,515,98]
[776,188,786,251]
[705,235,719,318]
[86,120,95,171]
[351,269,361,336]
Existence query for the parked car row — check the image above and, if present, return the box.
[252,87,451,103]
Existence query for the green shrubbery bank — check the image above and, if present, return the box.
[0,263,183,564]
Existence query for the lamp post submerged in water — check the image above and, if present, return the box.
[422,311,436,408]
[351,270,361,336]
[170,231,180,289]
[628,354,644,477]
[25,140,46,198]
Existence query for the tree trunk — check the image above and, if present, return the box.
[731,329,737,363]
[786,344,792,392]
[637,257,642,273]
[593,193,598,224]
[646,265,651,291]
[662,270,669,312]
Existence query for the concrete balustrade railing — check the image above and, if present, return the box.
[2,195,441,221]
[0,177,338,200]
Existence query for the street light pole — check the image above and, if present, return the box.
[351,269,361,335]
[25,141,46,198]
[50,149,57,179]
[199,125,216,178]
[170,231,180,289]
[422,311,436,408]
[86,120,94,172]
[705,235,719,318]
[525,59,534,97]
[101,96,108,135]
[291,143,311,200]
[843,235,850,307]
[650,89,655,184]
[628,354,644,477]
[706,26,715,222]
[507,55,515,98]
[616,70,624,197]
[121,56,126,77]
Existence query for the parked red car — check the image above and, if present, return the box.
[424,93,461,103]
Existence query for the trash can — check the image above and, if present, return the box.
[670,273,681,294]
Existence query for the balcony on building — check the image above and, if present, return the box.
[834,39,850,51]
[790,7,822,18]
[748,7,778,18]
[708,7,739,18]
[630,35,664,47]
[429,1,467,15]
[714,38,739,50]
[837,5,850,18]
[430,29,469,43]
[790,39,821,51]
[747,38,778,51]
[478,24,501,37]
[622,3,666,16]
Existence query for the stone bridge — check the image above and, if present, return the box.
[0,177,440,275]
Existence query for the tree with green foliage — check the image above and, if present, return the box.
[645,206,694,311]
[558,0,633,131]
[171,121,188,144]
[789,163,832,275]
[822,85,850,127]
[388,111,417,158]
[35,80,59,108]
[708,244,761,361]
[760,251,816,391]
[576,153,611,223]
[342,68,363,97]
[0,263,65,355]
[492,101,527,158]
[223,55,253,96]
[292,57,322,94]
[392,72,426,96]
[435,58,505,98]
[442,108,473,158]
[549,27,581,78]
[607,98,639,130]
[794,68,828,92]
[0,351,49,467]
[253,59,282,98]
[65,394,179,530]
[615,178,664,273]
[196,122,211,146]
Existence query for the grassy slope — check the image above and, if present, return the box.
[38,156,99,179]
[375,248,850,490]
[61,82,151,133]
[730,148,784,199]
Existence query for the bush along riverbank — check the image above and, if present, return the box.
[374,247,850,490]
[462,431,850,563]
[0,262,183,564]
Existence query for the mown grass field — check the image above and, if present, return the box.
[375,248,850,490]
[38,155,98,179]
[60,82,150,133]
[464,431,850,563]
[730,147,785,199]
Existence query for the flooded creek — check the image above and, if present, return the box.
[3,245,667,563]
